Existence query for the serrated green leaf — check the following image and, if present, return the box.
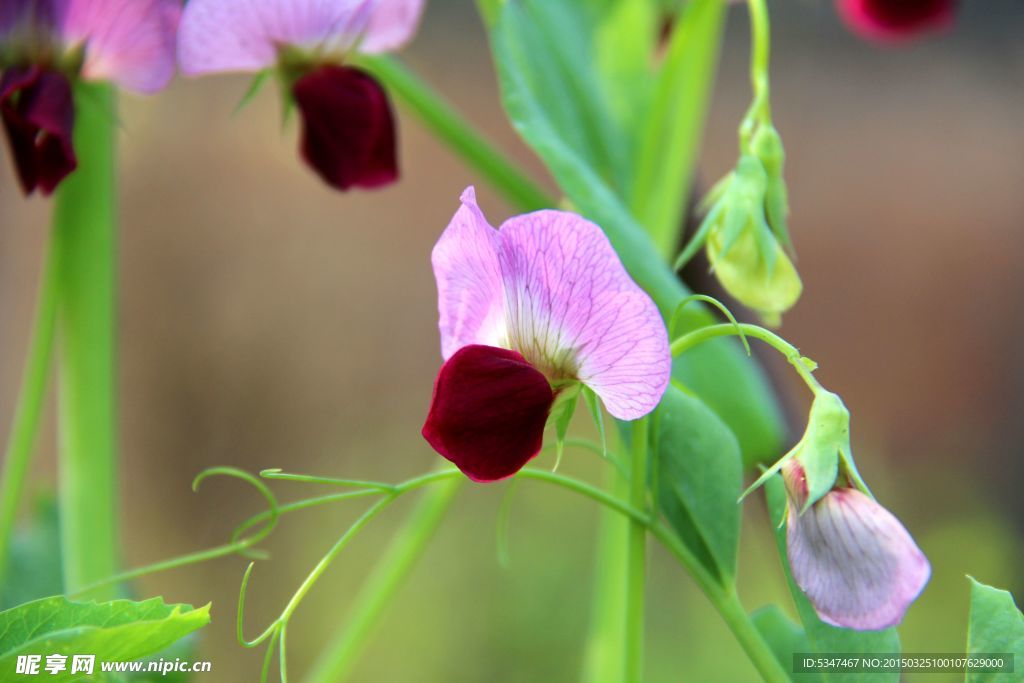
[654,383,742,584]
[966,577,1023,683]
[0,596,210,682]
[765,476,900,683]
[751,604,820,682]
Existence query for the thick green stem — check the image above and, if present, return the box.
[624,419,650,682]
[53,82,119,598]
[581,470,630,683]
[0,230,60,589]
[304,476,463,683]
[354,54,554,212]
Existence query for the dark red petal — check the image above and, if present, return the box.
[291,65,398,192]
[837,0,955,40]
[422,345,555,483]
[1,65,77,196]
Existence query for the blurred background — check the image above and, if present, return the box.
[1,1,1022,681]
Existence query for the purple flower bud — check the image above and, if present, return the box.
[0,65,76,196]
[783,461,931,630]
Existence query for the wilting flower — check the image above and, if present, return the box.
[782,460,931,630]
[0,0,179,195]
[837,0,955,41]
[178,0,425,192]
[422,187,671,482]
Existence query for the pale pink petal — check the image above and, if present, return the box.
[431,187,506,360]
[496,211,670,420]
[59,0,180,93]
[360,0,425,54]
[787,488,931,630]
[177,0,373,75]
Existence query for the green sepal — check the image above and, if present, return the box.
[548,383,581,471]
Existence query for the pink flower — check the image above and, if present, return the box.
[0,0,180,195]
[422,188,671,482]
[837,0,955,41]
[177,0,425,192]
[782,461,931,630]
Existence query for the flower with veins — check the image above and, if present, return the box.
[423,187,672,482]
[781,460,931,630]
[177,0,425,192]
[0,0,179,195]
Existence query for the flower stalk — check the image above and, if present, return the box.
[0,224,61,589]
[53,81,120,598]
[624,417,650,683]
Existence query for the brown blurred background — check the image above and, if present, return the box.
[1,1,1022,681]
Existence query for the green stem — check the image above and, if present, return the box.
[355,54,554,212]
[304,475,463,683]
[53,82,119,598]
[0,229,61,589]
[624,419,649,682]
[741,0,772,147]
[672,322,823,393]
[522,469,790,683]
[581,470,630,683]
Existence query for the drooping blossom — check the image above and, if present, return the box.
[177,0,425,192]
[0,0,180,195]
[837,0,955,41]
[422,187,671,482]
[782,461,931,630]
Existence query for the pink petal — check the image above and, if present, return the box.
[360,0,425,54]
[787,488,931,630]
[177,0,373,75]
[422,344,554,483]
[496,211,670,420]
[60,0,181,93]
[431,187,506,360]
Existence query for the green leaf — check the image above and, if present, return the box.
[966,577,1023,683]
[764,476,900,683]
[493,0,630,191]
[630,0,727,256]
[751,605,820,682]
[0,496,63,609]
[489,0,784,463]
[0,596,210,682]
[654,383,742,583]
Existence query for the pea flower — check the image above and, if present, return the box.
[0,0,180,195]
[177,0,425,192]
[837,0,955,41]
[782,460,931,630]
[422,188,671,482]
